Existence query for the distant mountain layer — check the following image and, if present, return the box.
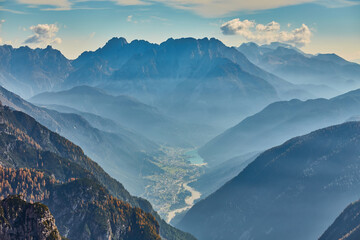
[0,101,195,240]
[67,37,308,125]
[238,42,360,96]
[30,85,211,146]
[0,37,313,128]
[320,199,360,240]
[178,121,360,240]
[0,195,62,240]
[200,89,360,166]
[0,45,72,98]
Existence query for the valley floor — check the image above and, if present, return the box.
[141,147,205,221]
[167,181,201,222]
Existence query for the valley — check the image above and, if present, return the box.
[167,181,201,223]
[0,6,358,238]
[142,147,206,221]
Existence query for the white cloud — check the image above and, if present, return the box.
[24,24,62,46]
[0,37,2,45]
[16,0,71,9]
[13,0,360,16]
[316,0,359,7]
[52,37,62,44]
[149,0,312,17]
[16,0,146,10]
[153,0,359,17]
[220,19,255,35]
[112,0,148,5]
[256,21,280,32]
[0,6,25,14]
[126,15,138,23]
[221,19,312,47]
[89,32,96,39]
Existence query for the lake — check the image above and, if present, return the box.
[185,150,204,165]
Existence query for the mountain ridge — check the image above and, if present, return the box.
[0,85,163,194]
[319,199,360,240]
[199,88,360,166]
[238,42,360,96]
[0,96,196,240]
[179,121,360,240]
[0,195,62,240]
[1,37,313,128]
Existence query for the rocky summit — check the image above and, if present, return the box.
[0,195,62,240]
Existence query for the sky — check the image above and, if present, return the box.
[0,0,359,62]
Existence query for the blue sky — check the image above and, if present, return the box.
[0,0,359,61]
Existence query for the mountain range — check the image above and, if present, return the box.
[30,85,215,147]
[178,121,360,240]
[0,45,72,98]
[238,42,360,97]
[2,38,358,128]
[200,88,360,167]
[1,36,360,239]
[0,37,316,129]
[66,37,312,126]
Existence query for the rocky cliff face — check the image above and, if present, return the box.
[0,195,62,240]
[0,166,162,240]
[44,179,161,240]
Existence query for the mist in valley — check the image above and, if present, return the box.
[0,4,359,238]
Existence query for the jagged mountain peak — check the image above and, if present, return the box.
[104,36,128,47]
[0,195,62,240]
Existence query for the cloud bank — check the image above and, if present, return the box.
[14,0,360,17]
[17,0,71,10]
[221,19,312,47]
[24,24,62,46]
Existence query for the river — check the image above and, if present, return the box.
[167,181,201,223]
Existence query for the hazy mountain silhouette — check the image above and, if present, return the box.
[200,89,360,166]
[0,45,72,98]
[30,85,216,146]
[179,121,360,240]
[0,38,313,128]
[238,42,360,97]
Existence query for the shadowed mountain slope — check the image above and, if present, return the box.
[179,122,360,240]
[0,100,196,240]
[319,199,360,240]
[0,85,162,194]
[200,89,360,166]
